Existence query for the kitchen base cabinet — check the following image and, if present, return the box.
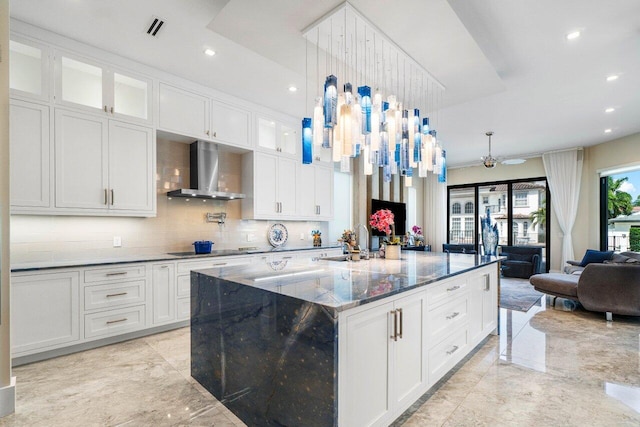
[11,271,80,356]
[151,263,176,325]
[84,305,146,339]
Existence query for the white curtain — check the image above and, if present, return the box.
[542,149,583,269]
[424,173,447,252]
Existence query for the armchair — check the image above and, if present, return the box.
[500,245,542,279]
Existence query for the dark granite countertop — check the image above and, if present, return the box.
[10,245,341,272]
[194,251,502,312]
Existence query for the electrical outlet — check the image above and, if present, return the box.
[113,236,122,247]
[247,233,255,242]
[300,233,305,240]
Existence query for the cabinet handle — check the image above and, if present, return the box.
[206,130,210,136]
[110,106,114,114]
[446,345,459,356]
[446,311,460,320]
[106,292,128,298]
[213,131,217,138]
[397,308,403,339]
[111,189,114,205]
[390,309,398,341]
[104,105,108,113]
[160,265,169,269]
[484,275,491,291]
[106,318,128,325]
[211,262,227,266]
[106,272,128,277]
[104,189,108,205]
[446,285,461,292]
[315,156,320,161]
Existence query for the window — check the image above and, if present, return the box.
[482,196,489,204]
[523,221,529,236]
[464,202,474,214]
[515,192,527,207]
[451,218,461,233]
[464,218,474,238]
[452,203,461,214]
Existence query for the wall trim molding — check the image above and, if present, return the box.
[0,376,15,418]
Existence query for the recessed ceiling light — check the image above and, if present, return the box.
[604,128,612,133]
[204,48,216,56]
[566,31,581,40]
[606,75,619,82]
[605,107,615,113]
[288,86,298,92]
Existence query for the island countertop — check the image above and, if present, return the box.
[194,251,502,312]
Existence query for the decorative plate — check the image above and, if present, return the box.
[268,223,288,247]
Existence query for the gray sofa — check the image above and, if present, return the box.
[564,251,639,274]
[530,262,640,320]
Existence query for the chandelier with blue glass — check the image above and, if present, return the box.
[301,2,447,185]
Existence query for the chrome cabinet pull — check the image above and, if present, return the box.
[446,285,461,292]
[484,275,491,291]
[106,272,128,277]
[160,265,168,269]
[111,189,114,205]
[104,189,108,205]
[206,130,210,136]
[106,318,127,325]
[103,105,108,113]
[106,292,128,298]
[398,308,403,339]
[213,131,217,138]
[390,309,398,341]
[446,312,460,320]
[446,345,459,355]
[110,106,114,114]
[211,262,227,266]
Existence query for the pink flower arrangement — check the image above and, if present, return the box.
[370,209,394,235]
[412,225,423,235]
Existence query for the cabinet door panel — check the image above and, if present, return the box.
[108,120,154,212]
[315,166,333,219]
[158,83,209,139]
[280,123,298,155]
[10,37,49,101]
[12,272,80,354]
[344,302,393,427]
[113,71,151,122]
[10,100,50,208]
[298,165,316,218]
[55,109,108,209]
[210,101,250,147]
[57,53,104,112]
[152,264,176,325]
[254,152,278,216]
[277,157,297,216]
[394,293,426,406]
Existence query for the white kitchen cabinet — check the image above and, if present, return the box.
[250,151,297,219]
[11,271,80,356]
[55,50,152,123]
[298,164,334,220]
[10,99,51,209]
[9,36,50,102]
[158,83,251,148]
[151,263,176,325]
[341,288,427,427]
[54,109,155,215]
[256,116,298,156]
[468,268,498,346]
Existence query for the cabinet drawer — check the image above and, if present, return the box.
[426,277,468,308]
[176,257,250,275]
[177,275,190,297]
[177,297,190,320]
[84,305,145,339]
[428,326,468,384]
[427,294,468,348]
[84,264,146,283]
[84,280,146,311]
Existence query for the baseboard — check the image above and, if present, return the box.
[0,376,16,418]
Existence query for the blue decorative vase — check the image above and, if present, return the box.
[481,207,499,256]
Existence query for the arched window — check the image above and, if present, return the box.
[452,203,461,214]
[464,202,474,214]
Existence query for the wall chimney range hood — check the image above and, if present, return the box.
[166,141,245,200]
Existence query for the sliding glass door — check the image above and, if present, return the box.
[448,178,550,272]
[600,168,640,251]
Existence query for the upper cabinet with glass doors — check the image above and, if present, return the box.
[10,37,50,102]
[256,116,298,157]
[54,51,152,124]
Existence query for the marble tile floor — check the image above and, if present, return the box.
[2,291,640,426]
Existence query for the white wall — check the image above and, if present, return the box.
[1,0,15,417]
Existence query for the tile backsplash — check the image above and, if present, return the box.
[10,139,330,264]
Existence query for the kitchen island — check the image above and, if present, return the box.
[191,251,500,427]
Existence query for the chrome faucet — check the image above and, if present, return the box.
[355,223,369,256]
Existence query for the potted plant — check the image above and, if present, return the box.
[370,209,401,259]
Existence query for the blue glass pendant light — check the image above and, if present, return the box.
[323,75,338,128]
[358,86,371,135]
[302,118,313,164]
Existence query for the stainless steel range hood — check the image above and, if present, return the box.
[167,141,245,200]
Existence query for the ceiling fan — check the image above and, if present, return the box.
[481,131,498,168]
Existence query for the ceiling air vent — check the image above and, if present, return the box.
[146,16,165,37]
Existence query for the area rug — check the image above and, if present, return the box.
[500,277,544,312]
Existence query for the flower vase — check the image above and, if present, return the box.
[385,244,401,260]
[313,236,322,247]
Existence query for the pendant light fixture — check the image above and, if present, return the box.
[481,131,498,169]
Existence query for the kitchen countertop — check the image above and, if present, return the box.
[10,245,341,272]
[194,251,502,312]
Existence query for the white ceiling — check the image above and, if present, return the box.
[10,0,640,167]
